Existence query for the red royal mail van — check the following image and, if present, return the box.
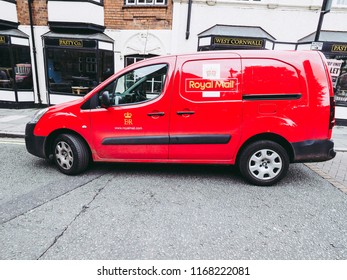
[25,50,336,186]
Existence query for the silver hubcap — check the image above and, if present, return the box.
[55,141,73,170]
[249,149,282,180]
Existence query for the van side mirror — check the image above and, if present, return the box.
[101,91,111,108]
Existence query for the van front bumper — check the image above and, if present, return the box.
[292,139,336,163]
[25,122,47,159]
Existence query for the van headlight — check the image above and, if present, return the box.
[30,108,49,124]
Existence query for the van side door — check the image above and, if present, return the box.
[88,58,175,160]
[169,55,242,162]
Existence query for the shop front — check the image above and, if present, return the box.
[322,42,347,106]
[43,32,114,105]
[0,28,34,107]
[299,31,347,106]
[197,24,276,51]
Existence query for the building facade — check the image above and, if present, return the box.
[0,0,172,106]
[171,0,347,106]
[1,0,347,107]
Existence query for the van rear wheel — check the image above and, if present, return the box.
[53,134,89,175]
[238,140,289,186]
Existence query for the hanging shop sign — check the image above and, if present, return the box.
[321,42,347,54]
[330,43,347,53]
[59,39,83,47]
[212,36,265,49]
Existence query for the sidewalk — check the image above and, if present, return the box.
[0,107,346,192]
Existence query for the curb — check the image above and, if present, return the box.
[336,118,347,126]
[305,163,347,194]
[0,133,25,139]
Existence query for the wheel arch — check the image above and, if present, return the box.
[44,128,92,160]
[236,133,294,165]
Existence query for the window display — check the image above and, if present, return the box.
[0,44,33,90]
[326,55,347,106]
[44,37,114,96]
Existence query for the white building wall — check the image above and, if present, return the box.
[0,0,18,24]
[11,0,347,105]
[105,29,172,72]
[47,1,104,26]
[172,0,347,53]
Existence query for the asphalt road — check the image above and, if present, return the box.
[0,138,347,260]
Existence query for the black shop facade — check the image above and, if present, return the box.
[299,30,347,106]
[197,24,276,51]
[43,31,114,105]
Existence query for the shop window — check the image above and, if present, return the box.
[0,48,12,89]
[0,45,33,90]
[13,46,33,90]
[46,48,114,96]
[329,57,347,105]
[100,51,114,81]
[97,63,168,107]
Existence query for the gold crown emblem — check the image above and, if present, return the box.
[124,112,132,119]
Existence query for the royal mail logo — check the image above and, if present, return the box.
[124,112,133,125]
[124,112,132,119]
[186,78,238,92]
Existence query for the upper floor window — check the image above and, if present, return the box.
[125,0,167,6]
[336,0,347,5]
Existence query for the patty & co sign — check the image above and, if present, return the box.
[331,44,347,53]
[59,39,83,47]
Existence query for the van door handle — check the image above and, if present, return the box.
[177,111,195,115]
[147,112,165,117]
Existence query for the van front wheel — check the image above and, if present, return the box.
[53,134,89,175]
[238,141,289,186]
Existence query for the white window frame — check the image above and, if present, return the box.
[336,0,347,6]
[125,0,166,6]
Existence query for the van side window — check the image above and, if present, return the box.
[243,59,300,94]
[98,63,168,106]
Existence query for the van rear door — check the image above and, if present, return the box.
[169,54,242,162]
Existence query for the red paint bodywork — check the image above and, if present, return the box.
[32,50,335,165]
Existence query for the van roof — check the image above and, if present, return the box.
[141,50,320,62]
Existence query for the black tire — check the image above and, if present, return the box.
[238,140,289,186]
[53,134,90,175]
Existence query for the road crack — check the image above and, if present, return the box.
[0,172,107,225]
[37,175,113,260]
